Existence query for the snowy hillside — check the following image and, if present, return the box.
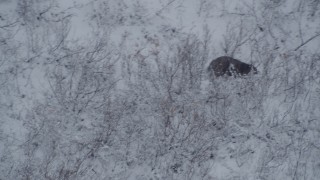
[1,0,320,179]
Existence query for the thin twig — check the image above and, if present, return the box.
[294,33,320,51]
[0,21,19,29]
[155,0,177,16]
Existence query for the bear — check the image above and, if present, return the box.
[207,56,257,78]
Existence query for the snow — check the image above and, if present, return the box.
[1,0,320,179]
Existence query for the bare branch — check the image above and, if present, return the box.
[294,32,320,51]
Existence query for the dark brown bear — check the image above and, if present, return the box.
[208,56,257,78]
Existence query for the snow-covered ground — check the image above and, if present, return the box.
[1,0,320,179]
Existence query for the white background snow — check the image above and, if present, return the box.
[1,0,320,179]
